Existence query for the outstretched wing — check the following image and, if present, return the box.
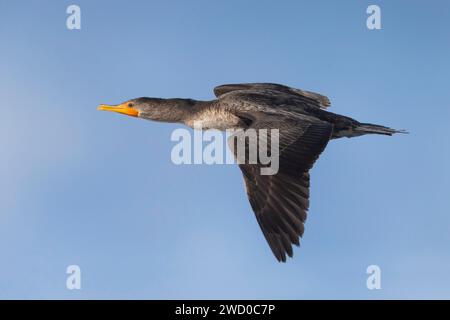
[214,83,331,109]
[229,115,333,262]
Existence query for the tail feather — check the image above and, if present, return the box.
[354,123,408,136]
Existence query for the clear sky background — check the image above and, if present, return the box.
[1,0,449,299]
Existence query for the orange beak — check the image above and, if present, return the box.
[97,103,139,117]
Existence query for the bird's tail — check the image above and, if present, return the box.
[354,123,408,136]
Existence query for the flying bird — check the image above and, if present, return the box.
[98,83,405,262]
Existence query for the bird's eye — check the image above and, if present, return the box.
[128,103,133,108]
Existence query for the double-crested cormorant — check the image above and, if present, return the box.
[98,83,405,262]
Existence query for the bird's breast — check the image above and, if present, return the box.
[185,108,245,131]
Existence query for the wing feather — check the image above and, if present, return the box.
[229,116,333,261]
[214,83,331,109]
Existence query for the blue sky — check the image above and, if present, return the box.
[1,0,450,299]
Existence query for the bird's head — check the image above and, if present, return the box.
[98,98,195,123]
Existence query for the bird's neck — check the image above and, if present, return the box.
[173,99,211,124]
[144,99,210,124]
